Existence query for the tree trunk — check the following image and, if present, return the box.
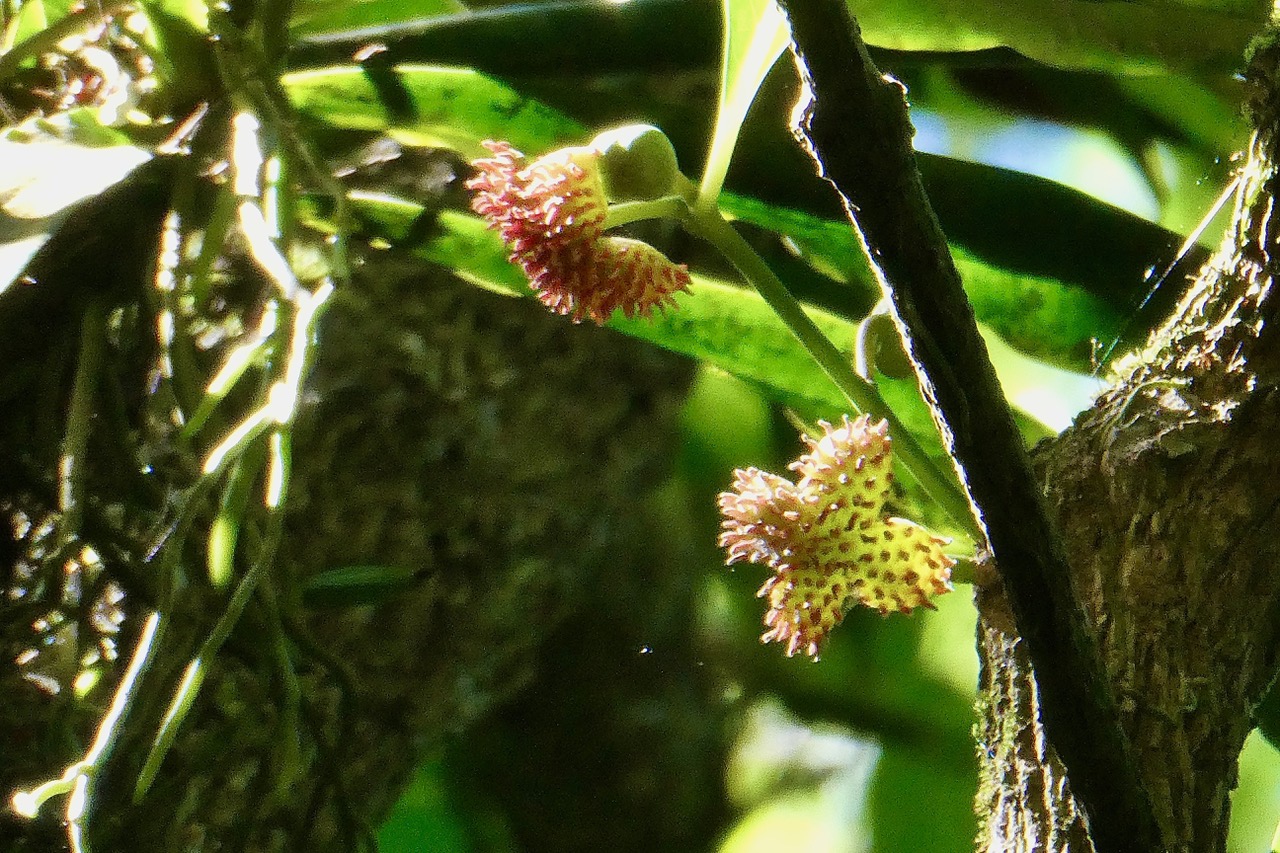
[975,27,1280,853]
[0,246,720,852]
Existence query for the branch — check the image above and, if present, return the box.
[771,3,1160,850]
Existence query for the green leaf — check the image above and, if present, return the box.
[848,0,1263,75]
[136,0,215,100]
[348,196,527,298]
[291,0,462,39]
[302,564,422,608]
[699,0,791,205]
[142,0,208,32]
[3,0,76,50]
[718,192,1120,372]
[282,64,583,157]
[0,135,150,292]
[614,275,856,420]
[1115,73,1245,158]
[4,0,48,51]
[338,191,1098,444]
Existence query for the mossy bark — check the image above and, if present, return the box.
[975,28,1280,853]
[0,244,720,851]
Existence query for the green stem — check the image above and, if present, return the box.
[686,205,978,538]
[258,574,302,806]
[134,497,287,802]
[186,186,238,307]
[59,300,106,540]
[603,196,688,231]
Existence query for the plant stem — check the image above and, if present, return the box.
[59,300,106,541]
[603,197,687,231]
[686,205,977,537]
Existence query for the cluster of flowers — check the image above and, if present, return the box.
[718,415,954,659]
[468,133,954,660]
[467,140,690,324]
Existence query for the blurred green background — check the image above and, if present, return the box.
[6,0,1279,848]
[340,3,1280,845]
[330,1,1280,850]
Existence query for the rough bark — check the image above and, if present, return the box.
[976,27,1280,853]
[774,3,1158,847]
[771,2,1280,849]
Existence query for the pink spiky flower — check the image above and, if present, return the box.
[718,415,954,659]
[467,140,690,324]
[469,141,609,253]
[525,236,690,324]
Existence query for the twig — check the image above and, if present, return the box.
[687,207,977,534]
[771,2,1160,850]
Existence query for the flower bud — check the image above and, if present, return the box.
[590,124,682,202]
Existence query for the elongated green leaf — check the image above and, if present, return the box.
[849,0,1263,75]
[347,200,857,424]
[291,0,462,38]
[700,0,790,205]
[348,195,527,297]
[340,191,1098,440]
[303,564,421,608]
[1116,74,1244,158]
[718,192,1119,371]
[282,64,581,157]
[618,275,854,416]
[4,0,49,50]
[136,0,215,100]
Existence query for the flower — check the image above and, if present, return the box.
[718,415,954,659]
[467,140,690,324]
[524,236,690,324]
[468,140,609,253]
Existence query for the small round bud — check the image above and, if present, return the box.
[855,308,913,380]
[590,124,681,202]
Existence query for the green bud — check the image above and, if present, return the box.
[855,307,914,380]
[590,124,681,202]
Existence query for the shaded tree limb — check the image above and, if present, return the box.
[973,24,1280,850]
[771,2,1160,850]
